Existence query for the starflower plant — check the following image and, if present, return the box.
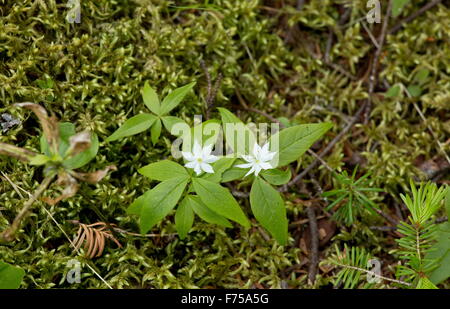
[121,104,332,245]
[236,142,276,177]
[106,82,195,144]
[182,140,219,175]
[216,107,332,245]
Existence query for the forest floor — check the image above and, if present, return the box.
[0,0,449,289]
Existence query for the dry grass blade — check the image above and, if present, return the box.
[14,102,59,154]
[0,142,39,162]
[71,221,122,259]
[67,131,92,157]
[42,173,79,206]
[71,165,117,184]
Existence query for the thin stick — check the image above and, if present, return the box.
[364,0,392,124]
[307,149,334,172]
[201,60,222,120]
[0,175,54,242]
[284,103,366,191]
[362,21,380,49]
[235,88,282,126]
[389,0,443,34]
[407,91,450,166]
[334,263,411,286]
[373,208,398,226]
[306,206,319,285]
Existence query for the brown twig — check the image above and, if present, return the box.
[363,0,392,124]
[235,88,283,127]
[373,208,398,226]
[389,0,443,34]
[0,175,55,242]
[226,183,249,198]
[283,103,366,191]
[304,47,356,81]
[334,263,411,286]
[296,0,305,10]
[201,60,222,120]
[306,206,319,285]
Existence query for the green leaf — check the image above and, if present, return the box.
[150,118,162,144]
[187,196,232,228]
[0,261,25,289]
[392,0,409,17]
[445,187,450,217]
[221,165,249,182]
[39,123,99,169]
[278,117,292,128]
[127,189,152,215]
[64,133,99,169]
[161,116,188,136]
[58,122,77,156]
[36,77,54,89]
[160,82,196,115]
[413,69,430,85]
[192,177,250,228]
[137,176,189,234]
[407,85,422,97]
[142,82,160,115]
[261,168,291,185]
[40,122,76,156]
[269,123,332,167]
[385,84,402,98]
[416,277,438,289]
[426,222,450,285]
[106,113,156,142]
[175,197,195,239]
[29,154,51,166]
[138,160,189,181]
[250,177,288,245]
[218,107,256,156]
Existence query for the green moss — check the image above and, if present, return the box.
[1,0,449,288]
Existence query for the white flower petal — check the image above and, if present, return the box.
[253,143,261,156]
[182,151,195,161]
[201,163,214,174]
[253,165,262,176]
[194,163,202,175]
[241,155,255,163]
[193,140,202,155]
[185,161,197,169]
[261,142,270,154]
[261,151,276,162]
[245,166,256,177]
[202,144,213,156]
[203,155,219,164]
[259,162,273,170]
[236,163,253,169]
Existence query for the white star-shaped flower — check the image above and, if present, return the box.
[236,142,277,177]
[182,140,219,175]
